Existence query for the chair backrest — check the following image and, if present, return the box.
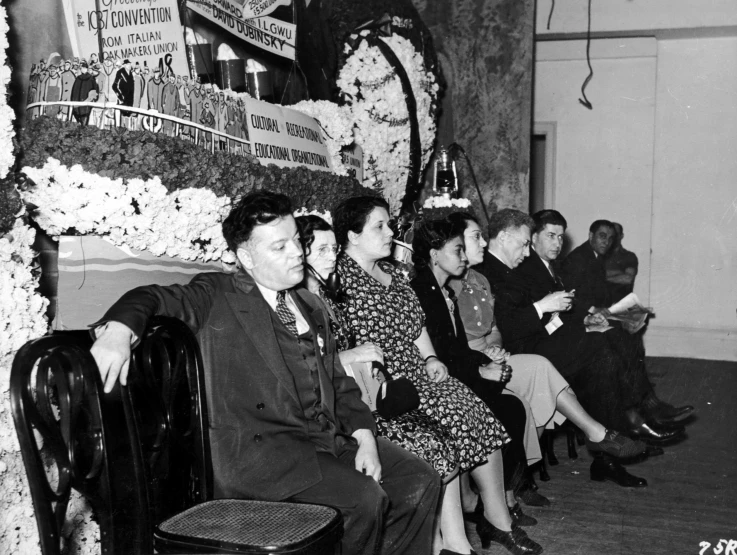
[10,316,212,555]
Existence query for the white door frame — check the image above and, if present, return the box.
[533,121,557,210]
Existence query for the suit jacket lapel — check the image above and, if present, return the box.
[225,286,300,404]
[530,249,560,291]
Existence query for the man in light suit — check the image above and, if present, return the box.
[90,191,440,555]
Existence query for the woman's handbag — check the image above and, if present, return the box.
[374,363,421,420]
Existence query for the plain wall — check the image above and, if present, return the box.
[534,30,737,360]
[533,38,657,305]
[535,0,737,36]
[649,37,737,347]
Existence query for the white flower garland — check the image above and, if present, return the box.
[423,196,471,210]
[0,217,49,553]
[290,100,354,176]
[337,33,438,214]
[0,6,50,551]
[0,7,13,180]
[22,158,236,264]
[293,207,333,225]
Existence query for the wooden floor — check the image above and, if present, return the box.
[466,357,737,555]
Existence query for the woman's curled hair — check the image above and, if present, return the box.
[332,196,390,249]
[295,215,332,257]
[412,218,465,268]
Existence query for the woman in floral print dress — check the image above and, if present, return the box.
[296,214,463,480]
[328,197,543,555]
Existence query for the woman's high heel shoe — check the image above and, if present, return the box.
[439,550,479,555]
[476,516,543,555]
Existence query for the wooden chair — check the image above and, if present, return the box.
[538,422,586,481]
[11,316,343,554]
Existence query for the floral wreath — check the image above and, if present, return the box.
[337,29,438,215]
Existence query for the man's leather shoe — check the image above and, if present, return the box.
[586,429,647,458]
[517,488,550,507]
[590,458,648,487]
[476,517,543,554]
[509,503,537,526]
[630,420,685,443]
[643,394,694,423]
[625,409,685,443]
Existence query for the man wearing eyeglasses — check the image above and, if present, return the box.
[480,209,661,488]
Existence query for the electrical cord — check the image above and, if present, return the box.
[579,0,594,110]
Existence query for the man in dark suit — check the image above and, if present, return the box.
[557,219,615,317]
[557,217,693,424]
[478,209,683,487]
[90,191,441,555]
[604,222,639,303]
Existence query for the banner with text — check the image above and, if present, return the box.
[245,97,333,172]
[187,0,296,60]
[227,0,292,20]
[65,0,188,74]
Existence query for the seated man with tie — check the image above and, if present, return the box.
[89,191,441,555]
[478,209,682,487]
[556,216,693,426]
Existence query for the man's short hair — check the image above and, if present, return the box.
[333,196,390,249]
[589,219,615,234]
[222,191,292,252]
[611,222,623,236]
[531,210,567,233]
[487,209,534,240]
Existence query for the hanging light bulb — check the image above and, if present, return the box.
[433,145,458,199]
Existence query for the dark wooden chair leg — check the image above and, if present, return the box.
[537,432,551,482]
[539,459,550,482]
[566,428,578,460]
[545,430,559,466]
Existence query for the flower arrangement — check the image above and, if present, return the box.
[293,207,333,225]
[0,214,50,553]
[0,174,23,234]
[18,116,376,208]
[421,196,473,221]
[290,100,355,176]
[22,158,235,264]
[0,7,12,182]
[0,7,52,552]
[337,33,438,215]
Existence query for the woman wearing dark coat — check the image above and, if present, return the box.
[410,218,540,527]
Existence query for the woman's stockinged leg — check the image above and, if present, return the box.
[556,386,606,442]
[439,477,474,554]
[470,450,513,532]
[459,472,478,514]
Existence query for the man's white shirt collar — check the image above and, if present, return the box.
[255,283,310,335]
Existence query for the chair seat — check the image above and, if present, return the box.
[154,498,343,554]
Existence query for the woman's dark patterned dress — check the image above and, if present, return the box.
[335,254,508,479]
